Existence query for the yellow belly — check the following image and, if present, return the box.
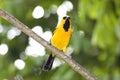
[51,27,71,52]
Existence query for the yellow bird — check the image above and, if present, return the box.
[43,16,72,71]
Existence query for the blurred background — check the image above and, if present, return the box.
[0,0,120,80]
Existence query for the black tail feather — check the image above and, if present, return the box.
[42,54,55,71]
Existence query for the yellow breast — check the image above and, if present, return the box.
[51,27,71,52]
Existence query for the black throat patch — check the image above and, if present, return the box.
[63,19,70,32]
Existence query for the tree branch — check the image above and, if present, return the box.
[0,9,96,80]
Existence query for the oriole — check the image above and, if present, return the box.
[43,16,72,71]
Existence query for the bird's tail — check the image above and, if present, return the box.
[42,53,55,71]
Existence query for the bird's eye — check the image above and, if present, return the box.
[63,16,67,19]
[67,17,70,20]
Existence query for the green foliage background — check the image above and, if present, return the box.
[0,0,120,80]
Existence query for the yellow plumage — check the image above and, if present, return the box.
[51,18,71,54]
[43,16,72,71]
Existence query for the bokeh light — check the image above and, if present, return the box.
[14,59,25,70]
[25,26,52,57]
[0,24,4,33]
[7,27,21,40]
[0,43,8,55]
[32,6,44,19]
[57,1,73,25]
